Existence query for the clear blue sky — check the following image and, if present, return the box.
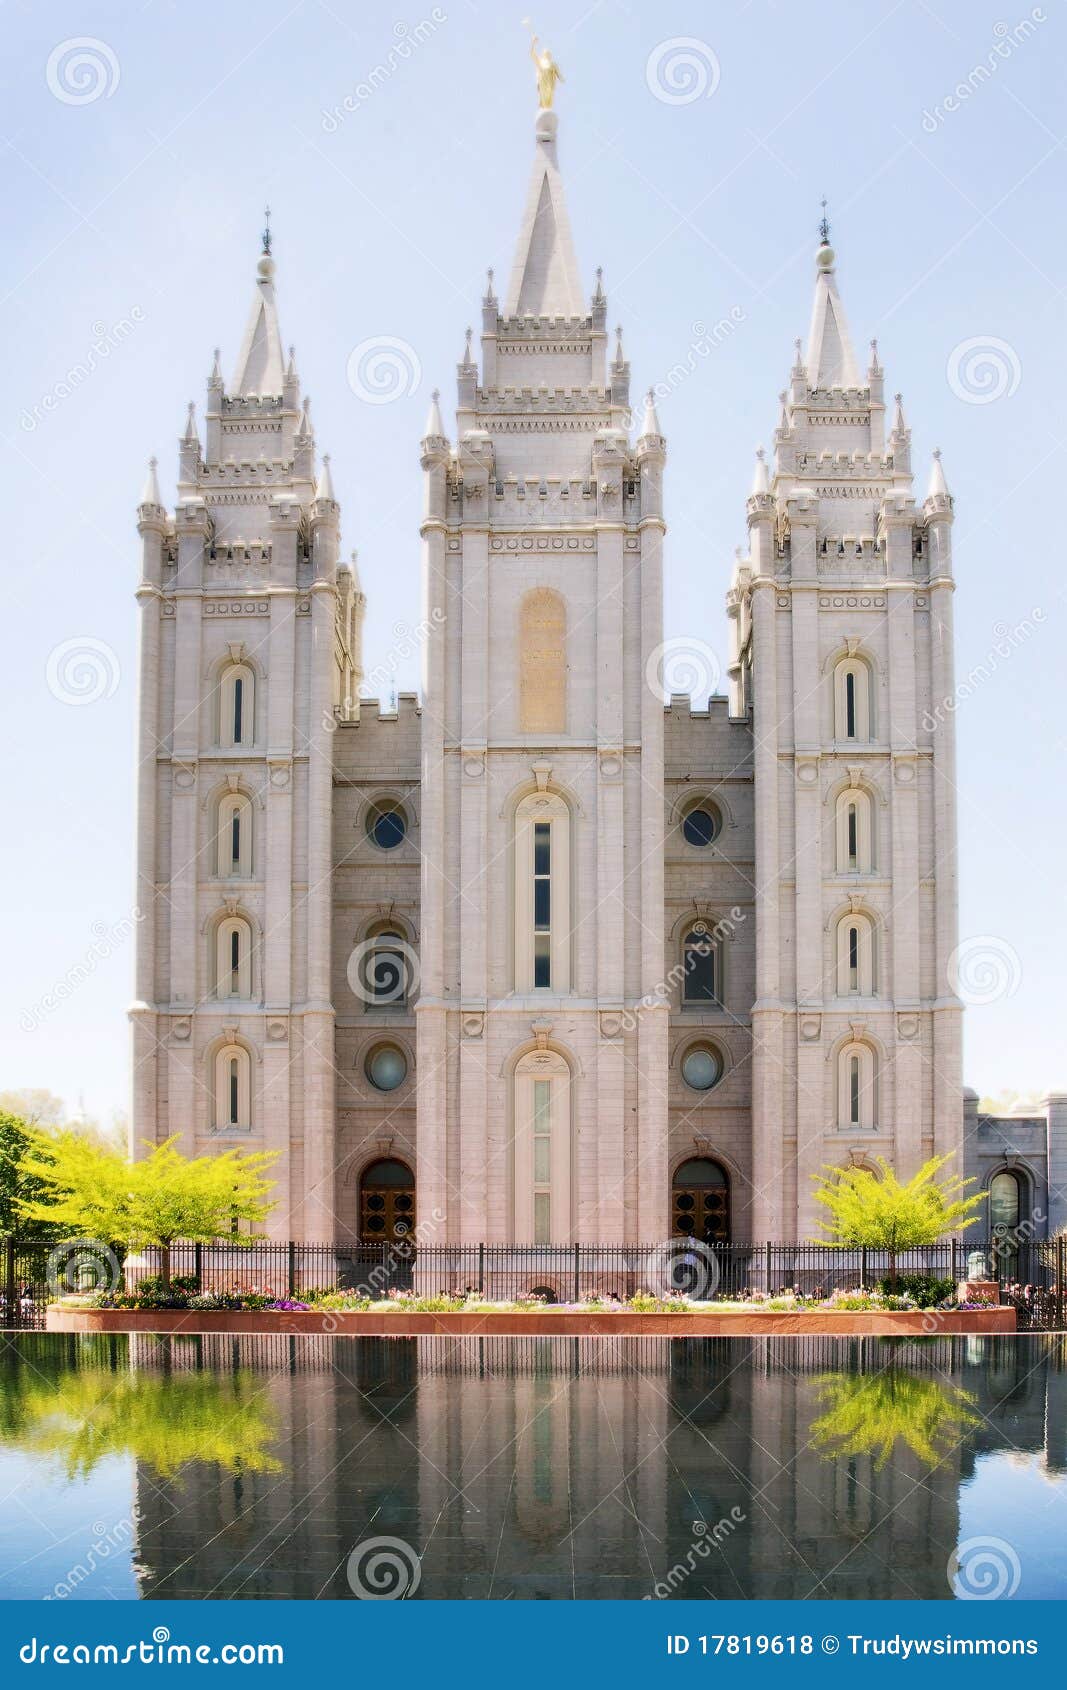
[1,0,1063,1123]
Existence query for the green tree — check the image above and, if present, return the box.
[0,1111,65,1241]
[810,1369,980,1470]
[812,1154,986,1287]
[16,1132,278,1290]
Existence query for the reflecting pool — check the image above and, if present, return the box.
[0,1333,1065,1600]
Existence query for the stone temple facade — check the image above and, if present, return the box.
[129,99,1060,1246]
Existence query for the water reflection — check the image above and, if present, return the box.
[0,1333,1064,1600]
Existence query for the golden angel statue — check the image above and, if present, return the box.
[529,33,563,109]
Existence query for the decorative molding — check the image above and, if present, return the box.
[531,1019,553,1050]
[799,1014,821,1041]
[897,1012,920,1040]
[462,1012,485,1040]
[795,755,819,785]
[531,759,552,792]
[491,536,595,551]
[599,1010,624,1040]
[173,760,197,792]
[819,595,886,608]
[267,1018,288,1042]
[462,751,485,780]
[598,747,623,780]
[172,1018,191,1042]
[204,601,270,617]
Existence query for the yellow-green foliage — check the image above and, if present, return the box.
[0,1361,281,1480]
[812,1154,986,1252]
[16,1130,278,1251]
[809,1369,980,1470]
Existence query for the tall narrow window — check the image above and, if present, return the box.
[834,657,872,742]
[846,804,858,868]
[533,822,551,988]
[837,1042,875,1129]
[214,1042,251,1131]
[228,1057,240,1126]
[835,788,873,874]
[219,664,255,749]
[515,792,570,995]
[847,924,859,991]
[217,793,252,878]
[836,911,874,996]
[844,671,856,739]
[216,916,253,1000]
[683,926,718,1004]
[533,1079,552,1243]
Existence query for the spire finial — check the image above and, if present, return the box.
[261,204,272,256]
[819,196,830,245]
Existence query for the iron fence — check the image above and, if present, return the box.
[3,1234,1064,1331]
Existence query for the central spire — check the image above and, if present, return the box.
[805,206,859,389]
[231,218,286,398]
[504,105,583,318]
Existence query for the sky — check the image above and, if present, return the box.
[0,0,1063,1123]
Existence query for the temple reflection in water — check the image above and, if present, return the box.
[112,1335,1067,1600]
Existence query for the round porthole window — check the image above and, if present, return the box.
[681,1045,723,1092]
[682,804,719,847]
[365,1044,408,1092]
[367,802,407,850]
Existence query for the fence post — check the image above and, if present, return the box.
[951,1236,958,1286]
[193,1242,202,1288]
[574,1242,581,1306]
[861,1246,868,1288]
[765,1241,772,1292]
[288,1240,297,1298]
[1058,1237,1065,1332]
[4,1237,15,1328]
[478,1242,485,1296]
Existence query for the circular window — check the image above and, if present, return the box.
[681,1045,723,1092]
[365,1044,408,1092]
[367,802,407,850]
[682,805,719,847]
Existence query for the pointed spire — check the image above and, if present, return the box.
[805,207,859,388]
[593,265,605,305]
[140,456,162,508]
[315,452,337,504]
[231,219,286,397]
[777,391,789,433]
[183,401,198,443]
[927,447,949,499]
[295,397,313,441]
[612,324,627,369]
[751,446,770,495]
[209,347,223,385]
[484,266,497,305]
[423,388,446,442]
[504,109,583,317]
[891,392,908,436]
[639,388,662,439]
[285,345,298,385]
[461,326,475,370]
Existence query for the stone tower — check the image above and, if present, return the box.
[729,221,963,1235]
[416,105,670,1243]
[130,235,359,1239]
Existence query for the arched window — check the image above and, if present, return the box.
[513,1049,570,1243]
[219,663,255,749]
[214,1042,251,1131]
[514,790,570,994]
[359,1158,415,1244]
[834,656,872,743]
[215,915,253,1000]
[989,1170,1021,1233]
[519,588,567,734]
[217,792,253,878]
[671,1158,729,1243]
[682,924,719,1006]
[357,927,413,1010]
[835,788,873,874]
[837,1042,876,1130]
[836,911,875,996]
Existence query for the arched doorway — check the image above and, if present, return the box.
[671,1158,729,1244]
[989,1168,1023,1277]
[359,1158,415,1245]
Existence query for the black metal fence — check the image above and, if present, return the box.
[3,1234,1064,1331]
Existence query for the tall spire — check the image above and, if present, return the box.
[927,447,950,499]
[504,106,583,317]
[805,203,859,388]
[231,212,286,397]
